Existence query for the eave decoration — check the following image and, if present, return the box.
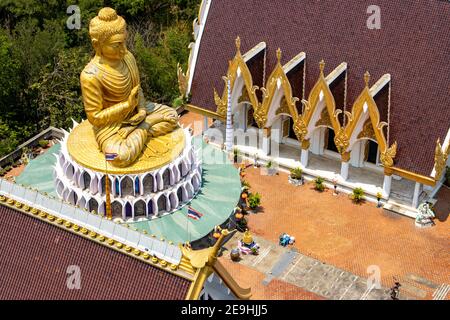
[214,37,260,119]
[341,72,397,167]
[181,229,252,300]
[293,60,343,146]
[253,48,300,129]
[434,138,450,180]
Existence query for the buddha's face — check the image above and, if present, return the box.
[100,33,127,61]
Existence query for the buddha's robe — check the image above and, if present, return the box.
[80,51,177,167]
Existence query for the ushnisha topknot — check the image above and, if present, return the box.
[98,7,118,21]
[89,7,126,45]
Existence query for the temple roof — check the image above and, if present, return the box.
[0,204,191,299]
[189,0,450,176]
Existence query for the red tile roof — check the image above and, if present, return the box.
[0,205,191,300]
[190,0,450,176]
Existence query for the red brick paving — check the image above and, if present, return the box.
[241,167,449,299]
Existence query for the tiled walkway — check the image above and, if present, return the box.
[222,234,403,300]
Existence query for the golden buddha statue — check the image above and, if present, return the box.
[242,229,254,245]
[80,7,179,167]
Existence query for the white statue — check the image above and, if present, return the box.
[415,202,435,228]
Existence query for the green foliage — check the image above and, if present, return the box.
[314,177,325,191]
[351,187,365,203]
[266,160,273,168]
[38,139,49,148]
[290,167,303,180]
[134,22,191,103]
[0,0,200,157]
[242,180,251,189]
[248,193,261,209]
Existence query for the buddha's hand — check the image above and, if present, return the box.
[127,85,140,112]
[163,113,179,125]
[127,109,147,126]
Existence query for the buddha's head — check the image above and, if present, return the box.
[89,7,127,61]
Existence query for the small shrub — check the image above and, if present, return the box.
[266,160,273,168]
[314,177,325,191]
[5,166,12,172]
[242,180,251,189]
[248,193,261,209]
[172,96,184,108]
[290,167,303,180]
[351,187,365,203]
[38,139,49,148]
[237,216,248,230]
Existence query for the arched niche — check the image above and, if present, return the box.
[143,174,154,193]
[82,171,91,190]
[134,200,146,217]
[121,176,134,197]
[111,201,122,218]
[124,202,132,218]
[157,195,166,213]
[100,176,112,196]
[162,169,171,189]
[88,198,99,213]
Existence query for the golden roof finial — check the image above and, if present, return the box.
[235,36,241,53]
[276,48,282,64]
[319,59,325,75]
[364,71,371,87]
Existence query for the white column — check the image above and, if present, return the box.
[412,182,421,208]
[301,149,309,167]
[203,116,209,132]
[340,161,349,180]
[383,174,392,197]
[261,128,271,155]
[225,78,234,152]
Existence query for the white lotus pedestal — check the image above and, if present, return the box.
[54,121,202,221]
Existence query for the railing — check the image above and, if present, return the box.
[0,178,182,265]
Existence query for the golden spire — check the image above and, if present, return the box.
[319,59,325,76]
[364,71,371,87]
[276,48,282,65]
[235,36,241,54]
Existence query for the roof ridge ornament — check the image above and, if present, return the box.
[276,48,282,65]
[319,59,325,76]
[235,36,241,54]
[364,71,371,87]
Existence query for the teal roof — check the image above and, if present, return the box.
[16,138,241,244]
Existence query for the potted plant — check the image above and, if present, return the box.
[254,153,260,168]
[38,139,49,148]
[242,180,251,189]
[264,159,277,176]
[332,176,338,195]
[351,187,365,203]
[376,191,383,208]
[236,216,248,231]
[289,167,303,186]
[314,177,325,192]
[247,192,261,213]
[233,147,240,163]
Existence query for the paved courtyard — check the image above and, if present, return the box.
[181,111,449,300]
[221,233,400,300]
[229,166,449,300]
